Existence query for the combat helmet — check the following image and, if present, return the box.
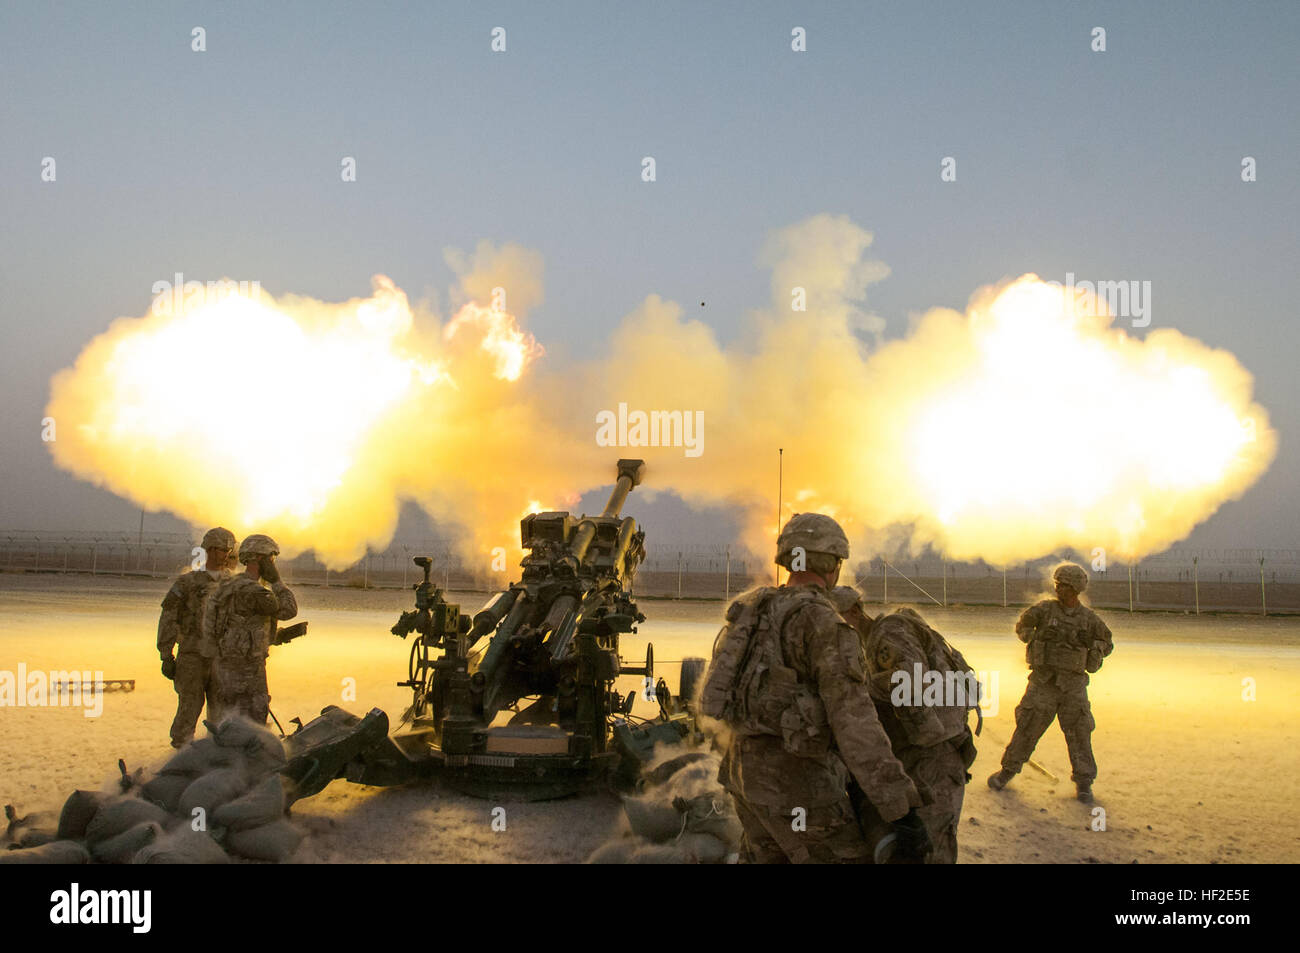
[1052,562,1088,593]
[776,513,849,571]
[201,526,236,551]
[238,534,280,564]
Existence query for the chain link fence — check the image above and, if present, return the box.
[0,530,1295,613]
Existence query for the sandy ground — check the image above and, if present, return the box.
[1,573,1297,863]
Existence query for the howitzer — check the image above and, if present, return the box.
[280,459,701,801]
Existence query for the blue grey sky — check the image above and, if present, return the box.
[2,1,1297,552]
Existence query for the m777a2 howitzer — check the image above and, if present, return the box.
[279,459,704,801]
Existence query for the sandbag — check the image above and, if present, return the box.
[0,840,90,865]
[5,807,56,844]
[158,738,243,778]
[84,797,171,846]
[91,821,161,864]
[207,716,285,769]
[226,818,303,862]
[133,828,230,865]
[675,794,742,846]
[629,842,695,864]
[213,774,286,832]
[141,774,192,814]
[57,790,108,840]
[676,832,728,863]
[586,839,641,864]
[17,828,59,848]
[641,752,712,790]
[178,767,249,819]
[621,795,683,843]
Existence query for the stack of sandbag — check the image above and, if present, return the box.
[0,715,303,865]
[3,804,60,849]
[587,747,743,864]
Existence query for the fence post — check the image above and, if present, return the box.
[676,552,683,600]
[942,562,947,607]
[1260,556,1267,616]
[883,562,888,606]
[1128,564,1133,613]
[1193,557,1199,615]
[725,546,731,603]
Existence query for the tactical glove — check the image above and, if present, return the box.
[260,555,281,584]
[1085,648,1103,673]
[161,656,177,680]
[889,807,934,863]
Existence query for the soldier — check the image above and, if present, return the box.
[699,513,932,864]
[830,590,978,864]
[988,562,1113,802]
[201,534,298,725]
[157,527,235,747]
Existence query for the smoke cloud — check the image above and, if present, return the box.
[45,219,1277,570]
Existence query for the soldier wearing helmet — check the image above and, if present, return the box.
[829,590,978,863]
[200,533,299,725]
[703,513,931,863]
[157,526,236,747]
[989,561,1114,802]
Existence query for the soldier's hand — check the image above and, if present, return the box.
[1086,648,1103,673]
[889,807,934,863]
[160,656,177,680]
[260,555,281,584]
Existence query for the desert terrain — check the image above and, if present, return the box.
[1,574,1296,863]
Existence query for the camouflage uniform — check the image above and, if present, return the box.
[201,574,297,724]
[717,585,922,864]
[851,607,977,864]
[157,568,228,746]
[1000,598,1113,783]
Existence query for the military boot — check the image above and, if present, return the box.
[1075,781,1093,803]
[987,769,1016,791]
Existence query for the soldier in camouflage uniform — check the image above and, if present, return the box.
[830,590,977,864]
[703,513,932,864]
[157,527,235,747]
[201,534,299,725]
[989,562,1113,802]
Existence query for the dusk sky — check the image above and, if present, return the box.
[2,1,1297,559]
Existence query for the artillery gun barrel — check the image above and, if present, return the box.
[569,460,646,567]
[601,459,647,518]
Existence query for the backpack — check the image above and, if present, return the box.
[699,587,825,744]
[866,609,982,757]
